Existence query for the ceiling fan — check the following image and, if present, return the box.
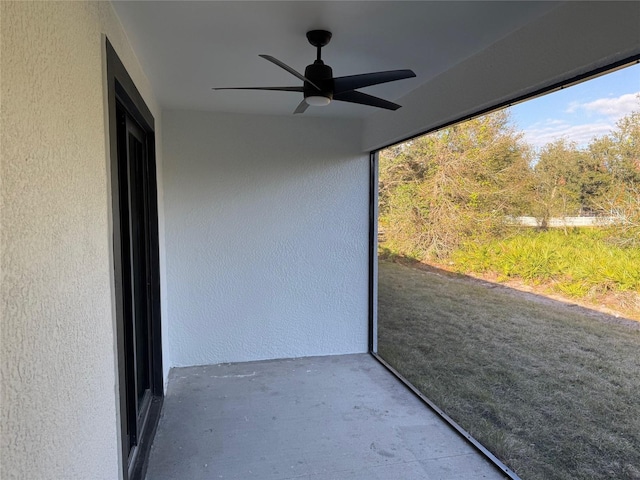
[214,30,416,114]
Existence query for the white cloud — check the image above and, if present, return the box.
[523,120,614,149]
[566,92,640,118]
[524,92,639,148]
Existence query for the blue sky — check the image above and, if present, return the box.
[508,62,640,149]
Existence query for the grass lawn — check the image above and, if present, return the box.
[377,258,640,480]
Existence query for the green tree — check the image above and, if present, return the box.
[531,139,582,226]
[599,110,640,186]
[590,108,640,245]
[578,144,613,213]
[379,109,531,259]
[531,139,612,224]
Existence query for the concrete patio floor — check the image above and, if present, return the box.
[145,354,506,480]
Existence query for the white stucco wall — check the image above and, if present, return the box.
[163,111,368,367]
[1,2,165,479]
[363,1,640,151]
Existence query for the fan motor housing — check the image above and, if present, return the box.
[303,61,334,100]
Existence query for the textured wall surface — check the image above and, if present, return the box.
[163,111,368,367]
[363,1,640,150]
[1,2,163,479]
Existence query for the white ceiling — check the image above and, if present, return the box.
[112,1,560,118]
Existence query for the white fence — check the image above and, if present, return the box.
[507,216,619,228]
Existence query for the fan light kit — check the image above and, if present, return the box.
[306,96,331,107]
[215,30,416,114]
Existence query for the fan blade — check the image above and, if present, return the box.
[214,86,304,92]
[333,69,416,94]
[333,90,401,111]
[259,55,321,91]
[293,99,309,114]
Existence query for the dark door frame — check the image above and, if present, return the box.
[106,37,163,480]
